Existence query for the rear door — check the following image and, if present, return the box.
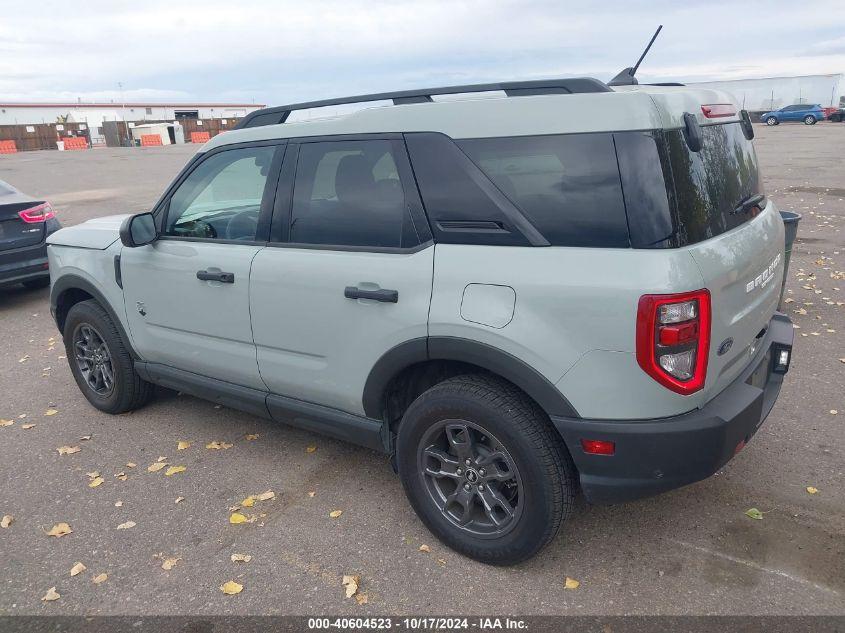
[121,141,284,390]
[0,182,45,252]
[250,136,434,416]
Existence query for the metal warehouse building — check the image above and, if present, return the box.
[686,74,843,112]
[0,102,265,145]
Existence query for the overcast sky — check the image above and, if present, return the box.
[2,0,844,105]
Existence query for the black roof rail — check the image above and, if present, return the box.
[234,77,611,129]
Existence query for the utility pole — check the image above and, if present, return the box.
[118,81,131,148]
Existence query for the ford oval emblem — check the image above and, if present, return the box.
[718,338,734,356]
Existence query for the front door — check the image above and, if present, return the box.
[250,137,434,415]
[121,142,283,390]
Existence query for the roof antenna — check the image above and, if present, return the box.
[608,25,663,86]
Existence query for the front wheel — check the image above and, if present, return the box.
[766,116,779,126]
[396,374,577,565]
[804,115,817,125]
[63,300,153,414]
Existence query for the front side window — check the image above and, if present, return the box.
[290,140,418,248]
[164,145,276,241]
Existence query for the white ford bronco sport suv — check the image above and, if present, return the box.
[48,77,794,565]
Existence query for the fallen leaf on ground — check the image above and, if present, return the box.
[355,593,369,605]
[229,513,248,524]
[175,497,185,504]
[21,424,35,429]
[436,558,447,567]
[231,554,252,563]
[114,501,123,507]
[220,580,243,595]
[157,456,167,462]
[564,577,580,590]
[126,462,137,468]
[206,441,233,450]
[79,435,92,441]
[806,486,819,494]
[1,515,13,528]
[245,434,259,441]
[57,446,80,455]
[147,462,167,473]
[419,544,430,553]
[18,355,30,363]
[70,562,86,576]
[115,473,127,481]
[745,508,764,520]
[342,575,360,599]
[307,491,316,498]
[831,410,839,415]
[240,496,255,508]
[177,441,191,451]
[44,409,58,416]
[86,471,100,479]
[42,587,60,602]
[255,490,275,501]
[329,510,343,519]
[161,557,181,570]
[92,573,108,584]
[116,521,136,530]
[165,466,186,476]
[0,419,14,427]
[46,523,72,537]
[88,477,104,488]
[306,445,317,453]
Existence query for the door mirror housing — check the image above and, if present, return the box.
[120,212,157,247]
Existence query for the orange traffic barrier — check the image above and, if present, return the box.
[61,137,88,150]
[190,131,211,144]
[140,134,163,147]
[0,140,17,154]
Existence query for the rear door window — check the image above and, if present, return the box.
[457,134,629,247]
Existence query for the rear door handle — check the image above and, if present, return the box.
[344,286,398,303]
[197,269,235,283]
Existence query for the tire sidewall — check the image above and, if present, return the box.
[766,117,778,125]
[804,115,816,125]
[64,302,129,412]
[397,386,561,563]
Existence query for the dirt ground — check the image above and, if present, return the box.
[0,123,842,615]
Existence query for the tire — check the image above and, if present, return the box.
[766,116,778,126]
[396,374,577,565]
[804,115,816,125]
[22,276,50,290]
[63,299,153,414]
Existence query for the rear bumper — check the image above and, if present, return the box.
[0,219,61,287]
[552,313,794,504]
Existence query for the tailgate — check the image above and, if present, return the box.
[0,201,46,251]
[688,201,784,403]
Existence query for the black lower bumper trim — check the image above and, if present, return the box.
[552,313,794,504]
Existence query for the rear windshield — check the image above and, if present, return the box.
[616,122,764,248]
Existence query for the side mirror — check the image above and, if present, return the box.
[120,212,157,248]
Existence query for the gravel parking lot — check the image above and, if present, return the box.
[0,124,843,616]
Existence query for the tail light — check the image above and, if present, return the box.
[636,289,711,394]
[18,202,55,223]
[701,104,736,118]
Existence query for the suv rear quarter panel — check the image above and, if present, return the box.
[429,243,709,420]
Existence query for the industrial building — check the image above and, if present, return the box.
[686,74,843,112]
[0,102,265,145]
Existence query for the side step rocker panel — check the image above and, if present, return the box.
[135,362,385,453]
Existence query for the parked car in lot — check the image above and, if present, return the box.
[827,107,845,122]
[47,78,794,565]
[760,104,825,125]
[0,180,61,290]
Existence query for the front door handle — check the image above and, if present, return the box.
[197,269,235,283]
[344,286,398,303]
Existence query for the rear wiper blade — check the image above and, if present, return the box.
[732,194,767,215]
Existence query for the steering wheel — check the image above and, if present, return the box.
[225,210,258,241]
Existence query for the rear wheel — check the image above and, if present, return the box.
[22,277,50,290]
[396,374,577,565]
[766,116,778,126]
[63,300,153,414]
[804,115,816,125]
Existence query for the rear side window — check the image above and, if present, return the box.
[290,139,419,249]
[458,134,629,248]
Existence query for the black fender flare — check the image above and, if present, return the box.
[50,273,140,359]
[362,336,579,419]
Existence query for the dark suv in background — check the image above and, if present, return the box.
[0,180,61,290]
